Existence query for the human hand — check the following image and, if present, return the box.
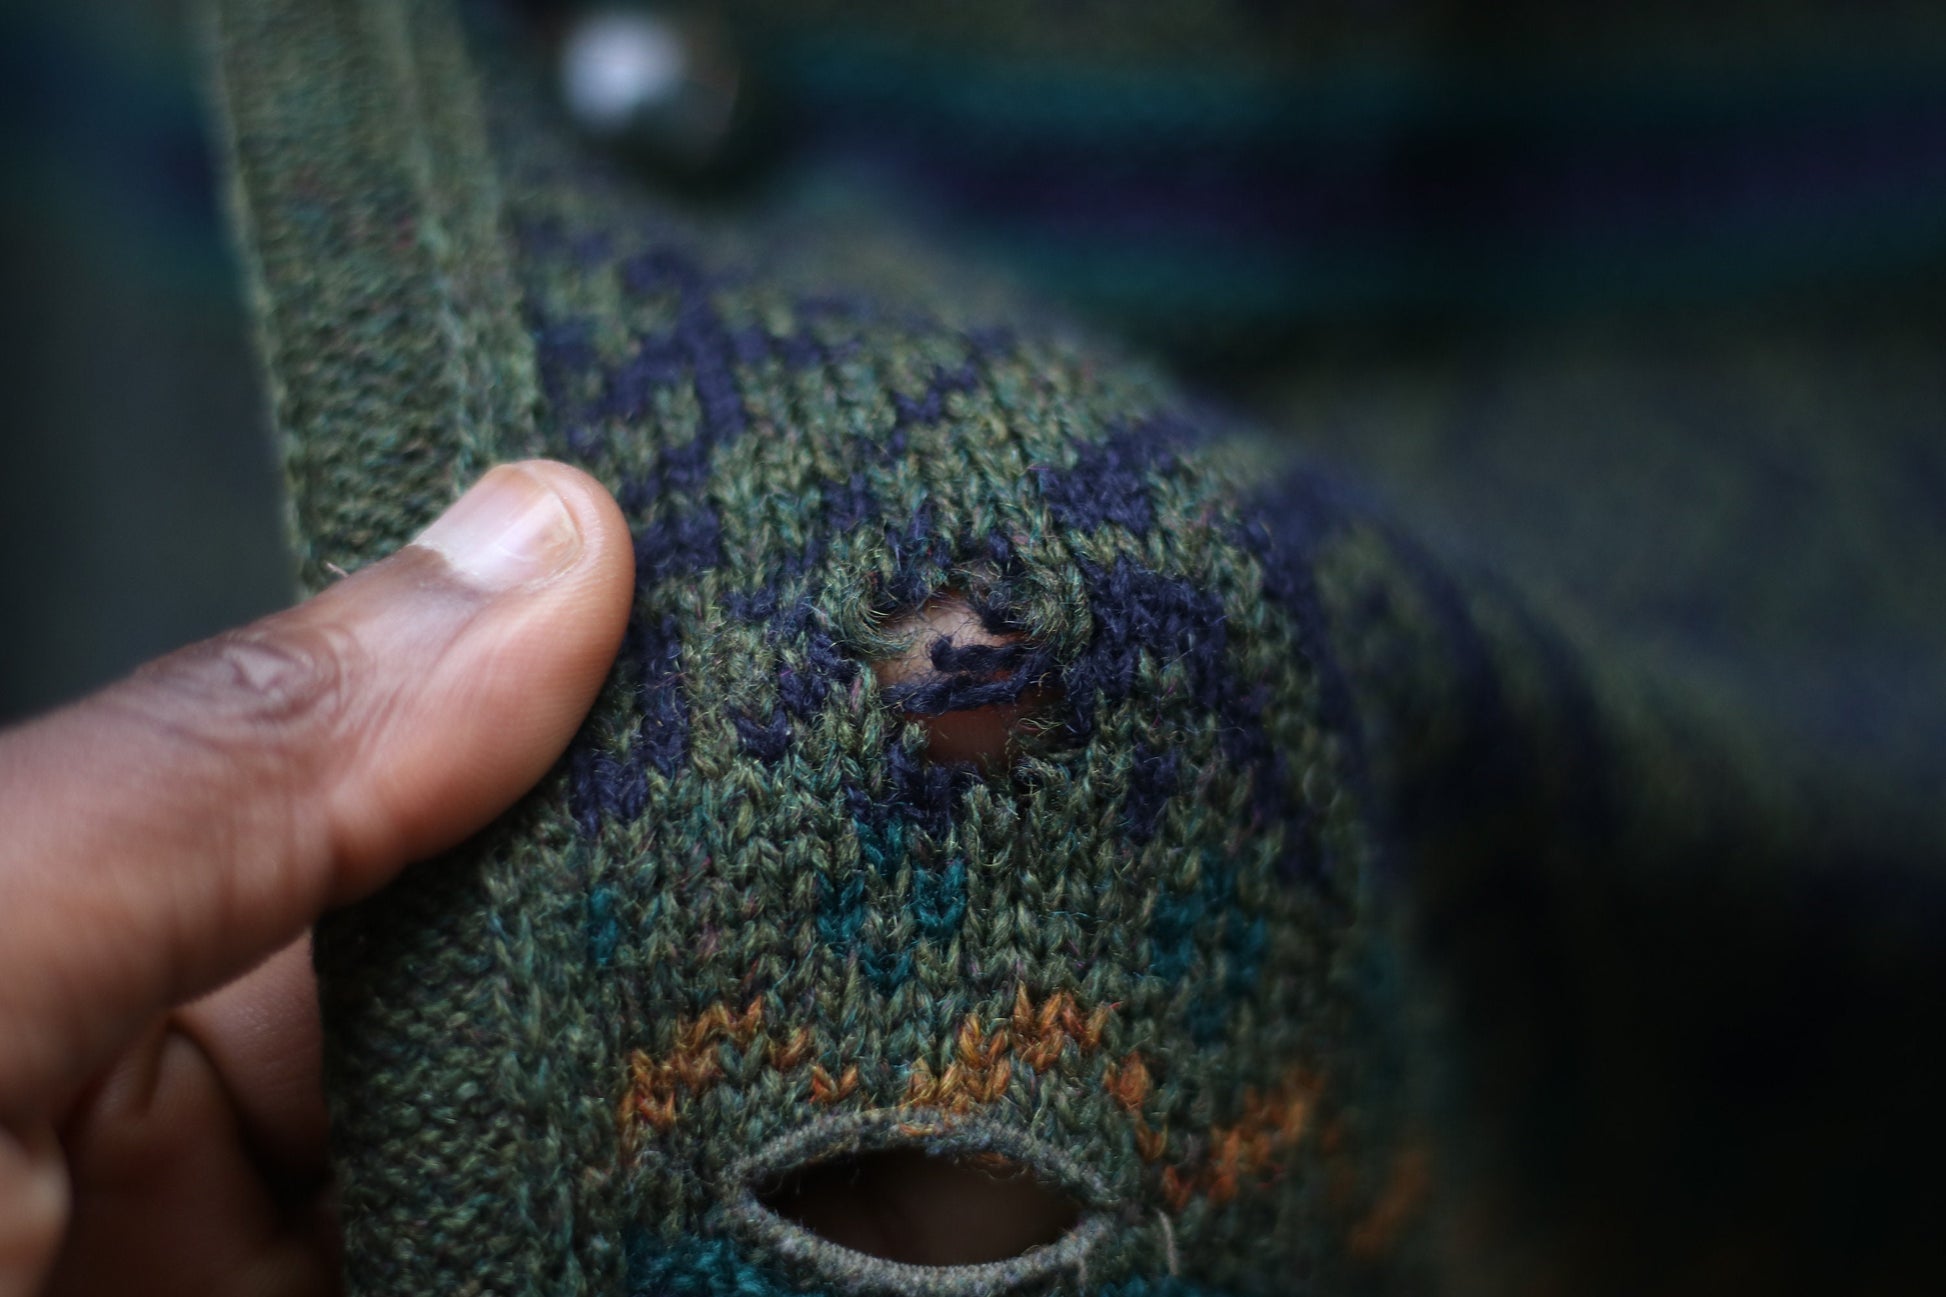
[0,462,634,1296]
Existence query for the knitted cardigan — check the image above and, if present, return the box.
[207,2,1946,1294]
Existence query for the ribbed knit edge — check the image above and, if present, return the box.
[204,0,536,590]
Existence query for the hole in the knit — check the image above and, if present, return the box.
[753,1149,1082,1267]
[869,593,1055,769]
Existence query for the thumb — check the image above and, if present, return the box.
[0,460,633,1108]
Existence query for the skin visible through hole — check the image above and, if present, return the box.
[756,1149,1081,1266]
[870,595,1045,768]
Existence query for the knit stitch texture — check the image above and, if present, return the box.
[206,2,1916,1294]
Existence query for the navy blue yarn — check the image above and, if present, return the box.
[568,610,694,830]
[878,646,1057,718]
[1063,557,1227,725]
[867,337,1015,460]
[527,235,872,577]
[784,621,859,721]
[605,249,749,586]
[1390,531,1615,853]
[569,609,691,832]
[732,591,861,723]
[1359,520,1536,847]
[787,638,859,719]
[630,610,692,764]
[930,639,1029,673]
[527,238,754,826]
[570,742,643,833]
[1241,461,1618,879]
[876,506,958,610]
[734,707,793,764]
[863,542,1062,720]
[637,504,726,585]
[874,740,970,845]
[616,250,746,443]
[1049,551,1339,982]
[530,316,606,459]
[892,359,981,429]
[821,471,876,533]
[524,232,883,825]
[1235,467,1384,884]
[569,744,620,834]
[553,349,922,833]
[978,527,1019,570]
[1034,416,1194,535]
[526,216,1357,934]
[1074,548,1339,896]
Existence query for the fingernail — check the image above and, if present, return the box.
[414,465,582,590]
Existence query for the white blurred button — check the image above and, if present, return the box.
[561,9,688,135]
[559,6,749,175]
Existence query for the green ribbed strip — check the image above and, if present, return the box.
[206,0,536,590]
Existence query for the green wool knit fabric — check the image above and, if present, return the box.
[206,2,1941,1294]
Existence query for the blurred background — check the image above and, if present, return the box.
[1,0,286,722]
